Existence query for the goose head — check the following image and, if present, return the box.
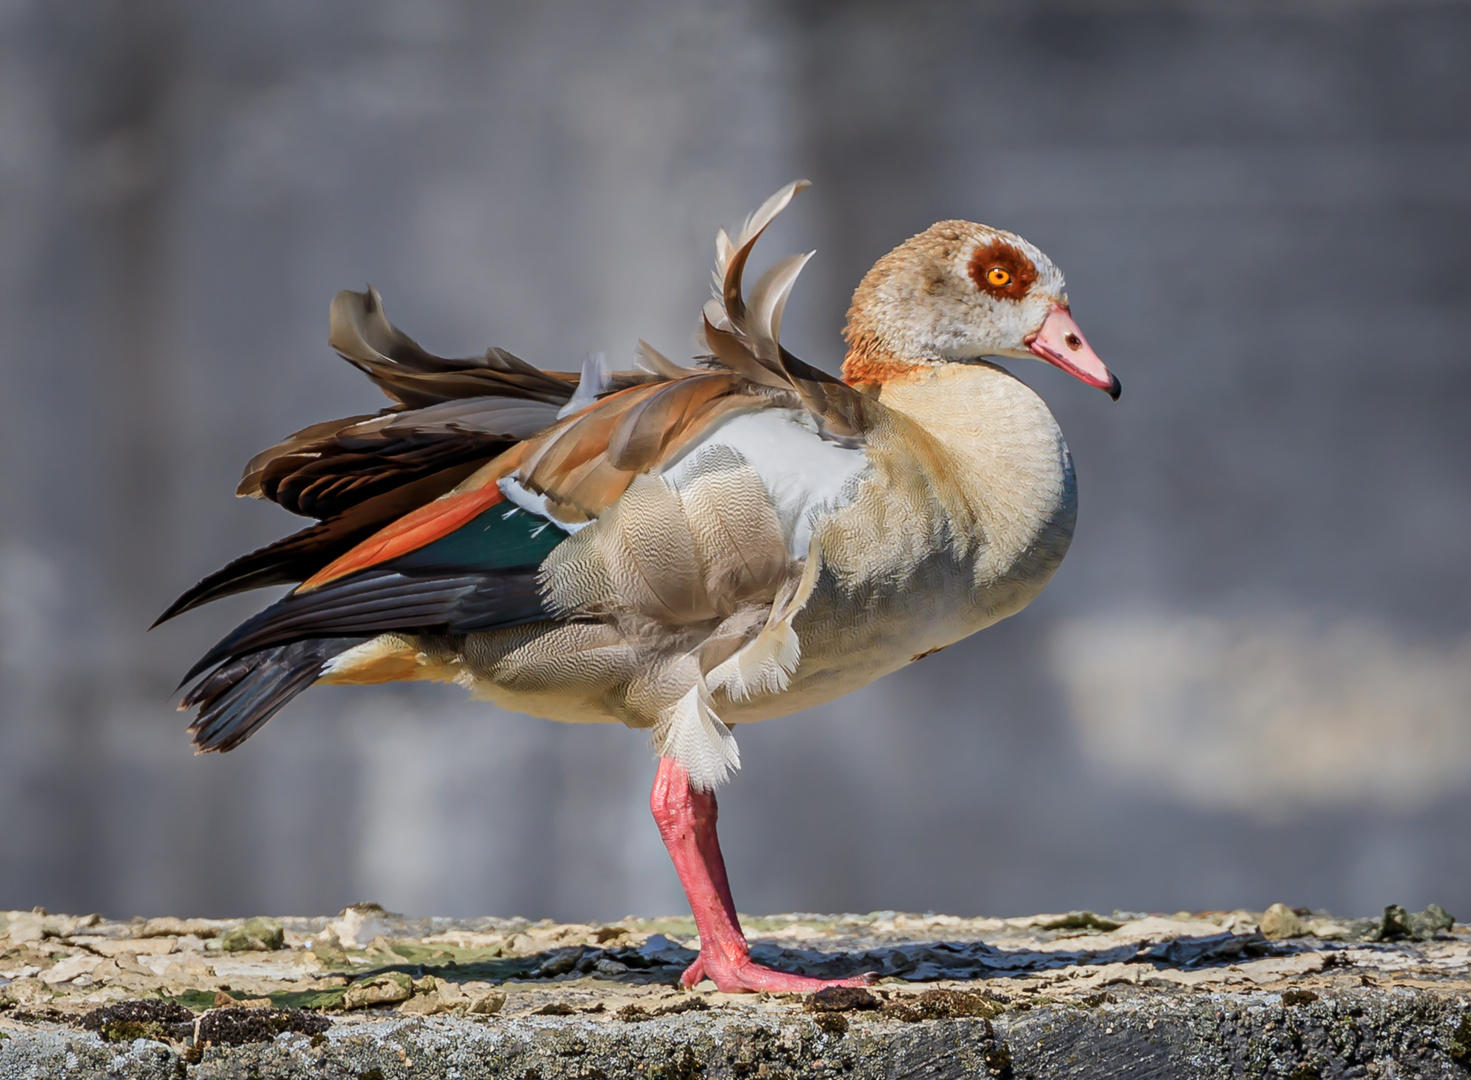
[842,221,1119,400]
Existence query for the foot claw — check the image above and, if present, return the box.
[679,955,707,988]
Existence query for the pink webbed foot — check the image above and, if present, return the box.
[650,757,874,995]
[680,952,872,993]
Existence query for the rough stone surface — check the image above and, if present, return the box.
[2,906,1468,1077]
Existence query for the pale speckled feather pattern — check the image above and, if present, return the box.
[669,445,794,605]
[458,447,816,788]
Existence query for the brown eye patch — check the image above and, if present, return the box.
[968,239,1037,300]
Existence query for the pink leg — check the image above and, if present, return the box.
[650,757,871,993]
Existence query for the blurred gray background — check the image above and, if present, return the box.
[2,0,1469,924]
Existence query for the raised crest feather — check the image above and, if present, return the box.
[696,181,880,446]
[746,251,813,363]
[716,179,811,325]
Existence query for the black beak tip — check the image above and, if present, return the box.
[1107,373,1122,401]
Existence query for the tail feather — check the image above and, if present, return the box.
[184,637,365,753]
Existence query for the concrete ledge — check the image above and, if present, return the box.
[3,907,1468,1077]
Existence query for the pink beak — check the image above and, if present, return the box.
[1025,304,1120,400]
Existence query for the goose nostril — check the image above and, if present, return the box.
[1064,332,1082,351]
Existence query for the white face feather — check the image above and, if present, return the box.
[953,231,1066,360]
[854,223,1068,364]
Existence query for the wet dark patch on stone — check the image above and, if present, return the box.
[1137,930,1283,968]
[196,1005,329,1045]
[807,986,878,1012]
[78,999,193,1043]
[880,987,1004,1022]
[529,946,585,978]
[615,996,709,1023]
[984,1041,1014,1078]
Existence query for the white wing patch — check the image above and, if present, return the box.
[661,408,869,558]
[497,475,591,533]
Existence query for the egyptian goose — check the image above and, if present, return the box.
[161,182,1118,993]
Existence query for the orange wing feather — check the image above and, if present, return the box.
[298,480,508,592]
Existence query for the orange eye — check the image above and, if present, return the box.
[985,266,1012,288]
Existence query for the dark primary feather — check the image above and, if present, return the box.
[154,464,488,626]
[241,397,563,520]
[182,565,550,688]
[253,433,502,520]
[180,563,552,753]
[185,637,367,753]
[234,288,581,524]
[177,496,572,749]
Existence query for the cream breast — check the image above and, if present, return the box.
[720,361,1076,722]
